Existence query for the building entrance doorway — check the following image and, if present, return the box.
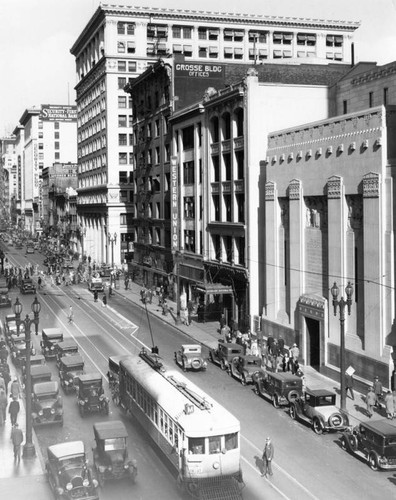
[305,317,320,369]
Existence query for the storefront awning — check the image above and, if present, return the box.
[194,283,233,295]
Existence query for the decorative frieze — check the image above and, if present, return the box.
[363,172,380,198]
[265,181,275,201]
[288,179,301,200]
[327,176,342,199]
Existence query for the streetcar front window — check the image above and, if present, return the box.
[189,437,205,454]
[209,436,221,454]
[225,432,238,451]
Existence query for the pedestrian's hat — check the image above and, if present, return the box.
[266,437,271,441]
[293,343,297,347]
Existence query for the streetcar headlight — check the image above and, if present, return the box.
[38,410,43,416]
[82,479,89,487]
[212,462,220,470]
[66,482,73,491]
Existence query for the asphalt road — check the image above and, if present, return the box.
[3,242,396,500]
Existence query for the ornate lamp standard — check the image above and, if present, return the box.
[13,296,42,458]
[108,232,117,269]
[330,281,353,411]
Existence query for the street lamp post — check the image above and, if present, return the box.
[13,296,42,459]
[331,281,353,412]
[108,232,117,269]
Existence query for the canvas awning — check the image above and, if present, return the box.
[194,283,233,295]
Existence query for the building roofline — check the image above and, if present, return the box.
[71,4,360,54]
[19,108,41,126]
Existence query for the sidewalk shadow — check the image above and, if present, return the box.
[254,455,264,475]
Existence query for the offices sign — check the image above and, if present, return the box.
[174,63,224,79]
[40,105,77,122]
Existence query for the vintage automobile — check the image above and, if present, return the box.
[32,380,63,426]
[26,245,35,254]
[93,420,137,486]
[77,373,109,417]
[58,355,85,394]
[4,314,25,340]
[340,419,396,470]
[174,344,207,372]
[29,364,52,388]
[46,441,99,500]
[208,341,244,371]
[88,276,104,293]
[20,278,36,294]
[41,328,64,360]
[228,354,262,385]
[56,340,79,368]
[289,388,349,434]
[15,241,23,249]
[9,332,35,367]
[0,277,11,308]
[22,353,46,378]
[252,370,303,408]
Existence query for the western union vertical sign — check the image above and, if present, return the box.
[171,156,179,251]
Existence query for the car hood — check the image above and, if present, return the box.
[60,468,88,487]
[36,398,58,409]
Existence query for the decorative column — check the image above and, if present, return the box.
[264,181,277,317]
[288,179,303,317]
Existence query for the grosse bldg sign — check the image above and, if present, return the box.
[175,63,224,79]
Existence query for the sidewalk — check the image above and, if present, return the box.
[112,279,391,427]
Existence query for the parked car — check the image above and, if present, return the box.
[20,278,36,294]
[88,276,104,292]
[29,364,52,389]
[22,353,46,378]
[26,245,35,254]
[41,328,64,360]
[174,344,207,372]
[228,354,262,385]
[208,341,244,371]
[0,277,11,308]
[340,420,396,470]
[32,380,63,426]
[58,355,85,394]
[77,373,109,417]
[45,441,99,500]
[289,388,349,434]
[4,314,25,341]
[56,340,79,368]
[9,333,35,367]
[252,370,303,408]
[93,420,137,486]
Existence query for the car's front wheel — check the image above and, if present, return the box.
[272,394,279,408]
[313,417,323,434]
[290,405,297,420]
[220,359,227,370]
[340,435,348,451]
[368,452,379,471]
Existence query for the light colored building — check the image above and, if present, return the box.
[70,4,359,267]
[17,105,77,235]
[262,61,396,387]
[0,136,17,227]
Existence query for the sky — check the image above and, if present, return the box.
[0,0,395,136]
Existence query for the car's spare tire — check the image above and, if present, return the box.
[191,359,202,369]
[328,412,343,427]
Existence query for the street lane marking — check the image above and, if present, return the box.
[241,455,291,500]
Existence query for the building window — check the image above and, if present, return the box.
[55,152,60,160]
[208,29,219,40]
[118,96,127,108]
[127,41,136,53]
[119,134,127,146]
[54,122,59,129]
[326,34,343,47]
[117,22,125,35]
[155,119,160,136]
[184,197,195,218]
[117,41,125,53]
[198,28,207,40]
[343,100,348,114]
[199,47,207,58]
[54,141,60,150]
[183,27,192,39]
[223,194,232,222]
[248,30,267,43]
[54,131,59,139]
[38,131,43,139]
[184,230,195,252]
[384,87,388,106]
[119,153,127,165]
[128,61,137,72]
[369,91,374,108]
[183,45,193,57]
[182,125,194,150]
[118,115,127,127]
[273,32,293,44]
[172,26,181,38]
[127,23,135,35]
[119,171,128,184]
[38,143,43,150]
[155,147,160,164]
[183,161,194,184]
[118,60,126,72]
[297,33,316,46]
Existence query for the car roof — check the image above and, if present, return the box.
[42,328,63,338]
[33,381,59,395]
[94,420,128,440]
[241,355,261,361]
[5,314,16,321]
[31,365,52,377]
[57,340,78,350]
[78,372,102,383]
[30,354,46,363]
[48,441,85,459]
[305,388,336,397]
[266,371,302,382]
[220,342,244,350]
[60,354,84,367]
[361,419,396,436]
[182,344,201,350]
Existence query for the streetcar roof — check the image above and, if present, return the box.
[120,355,240,435]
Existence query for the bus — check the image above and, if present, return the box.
[114,349,244,499]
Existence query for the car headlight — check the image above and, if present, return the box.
[82,478,89,487]
[38,410,43,416]
[50,346,54,350]
[17,350,20,355]
[84,398,88,403]
[66,483,73,491]
[92,479,98,488]
[124,464,130,469]
[79,400,85,405]
[50,408,55,414]
[64,380,69,385]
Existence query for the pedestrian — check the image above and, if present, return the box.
[219,313,226,329]
[93,290,98,302]
[0,344,8,364]
[384,391,394,419]
[11,423,24,462]
[68,306,74,324]
[187,300,194,326]
[9,378,20,400]
[261,437,274,477]
[102,294,107,307]
[0,388,7,424]
[373,376,383,408]
[289,343,300,374]
[2,365,10,394]
[8,397,20,426]
[0,337,6,349]
[366,387,376,418]
[38,276,42,290]
[0,374,6,393]
[345,371,355,400]
[147,288,153,304]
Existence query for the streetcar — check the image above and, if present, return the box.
[115,349,244,499]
